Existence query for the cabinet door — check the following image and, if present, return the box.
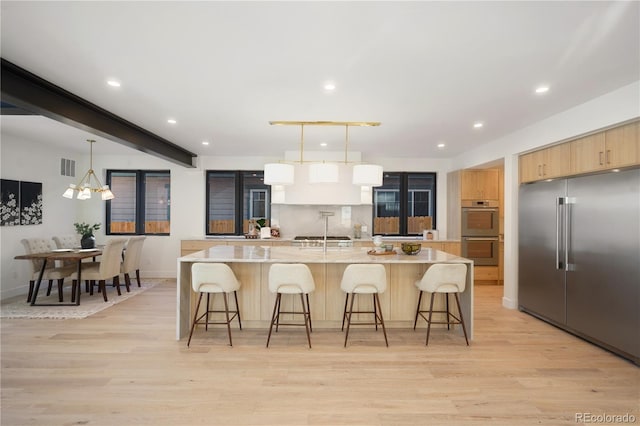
[604,121,639,168]
[571,132,606,174]
[544,143,572,179]
[519,151,544,183]
[461,170,499,199]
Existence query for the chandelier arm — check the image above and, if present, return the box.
[88,170,106,191]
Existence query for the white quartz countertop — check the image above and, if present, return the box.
[179,245,470,264]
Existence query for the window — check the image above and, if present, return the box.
[206,171,270,235]
[106,170,170,235]
[373,172,436,235]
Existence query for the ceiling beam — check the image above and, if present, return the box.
[1,58,196,168]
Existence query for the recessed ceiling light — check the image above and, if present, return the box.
[437,143,446,149]
[535,85,550,94]
[107,79,121,87]
[473,122,483,129]
[320,142,328,147]
[202,141,210,146]
[324,82,336,91]
[167,119,177,124]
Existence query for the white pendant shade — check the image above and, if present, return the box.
[264,163,294,185]
[352,164,383,187]
[101,186,115,200]
[309,163,339,183]
[62,184,76,199]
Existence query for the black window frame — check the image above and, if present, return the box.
[205,170,270,236]
[105,169,171,236]
[372,172,437,236]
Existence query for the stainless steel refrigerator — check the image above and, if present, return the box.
[519,168,639,364]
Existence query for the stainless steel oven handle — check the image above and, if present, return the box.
[463,208,498,212]
[463,237,499,241]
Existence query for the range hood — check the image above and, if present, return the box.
[271,163,369,205]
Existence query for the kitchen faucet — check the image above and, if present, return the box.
[319,211,335,253]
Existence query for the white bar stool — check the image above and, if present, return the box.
[266,263,315,348]
[340,264,388,347]
[187,263,242,347]
[413,263,469,346]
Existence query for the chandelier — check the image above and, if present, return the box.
[264,121,383,187]
[62,139,115,201]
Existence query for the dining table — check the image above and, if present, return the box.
[14,248,103,306]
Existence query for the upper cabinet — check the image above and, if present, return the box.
[571,121,639,174]
[519,143,572,183]
[520,120,640,184]
[460,169,499,200]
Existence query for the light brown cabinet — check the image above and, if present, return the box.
[460,169,499,200]
[571,121,639,174]
[519,143,572,183]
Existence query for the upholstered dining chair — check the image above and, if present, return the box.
[69,238,127,302]
[20,238,76,303]
[120,236,146,288]
[52,234,81,250]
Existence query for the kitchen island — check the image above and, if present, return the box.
[176,245,474,341]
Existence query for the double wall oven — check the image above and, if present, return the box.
[461,200,499,266]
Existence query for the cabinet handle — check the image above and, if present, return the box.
[599,151,604,165]
[542,164,546,176]
[537,164,542,176]
[606,149,611,164]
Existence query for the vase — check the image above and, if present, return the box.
[80,235,96,249]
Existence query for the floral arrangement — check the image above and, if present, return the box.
[74,222,101,237]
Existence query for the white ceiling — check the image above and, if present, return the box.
[1,1,639,161]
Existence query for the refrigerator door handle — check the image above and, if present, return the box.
[565,197,576,271]
[556,197,563,270]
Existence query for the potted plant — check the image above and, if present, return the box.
[74,222,101,249]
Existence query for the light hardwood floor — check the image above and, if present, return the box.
[1,281,638,426]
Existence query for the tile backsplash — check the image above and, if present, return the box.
[270,204,373,239]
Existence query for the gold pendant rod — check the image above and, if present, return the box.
[270,120,380,127]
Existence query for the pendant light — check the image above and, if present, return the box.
[62,139,115,200]
[265,121,383,187]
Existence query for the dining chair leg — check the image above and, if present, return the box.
[46,279,53,296]
[27,280,35,303]
[71,280,77,304]
[114,275,122,296]
[121,274,130,293]
[100,280,108,302]
[135,269,141,287]
[57,279,64,302]
[124,273,132,291]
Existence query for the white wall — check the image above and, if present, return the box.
[449,80,640,309]
[0,134,88,298]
